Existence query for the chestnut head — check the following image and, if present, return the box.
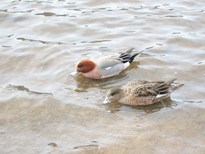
[76,60,96,73]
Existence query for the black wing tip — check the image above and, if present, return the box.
[119,48,143,63]
[129,52,142,63]
[167,78,177,84]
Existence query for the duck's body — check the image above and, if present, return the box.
[104,79,183,105]
[72,48,142,79]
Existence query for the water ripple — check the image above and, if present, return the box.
[16,37,65,45]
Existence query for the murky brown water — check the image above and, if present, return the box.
[0,0,205,153]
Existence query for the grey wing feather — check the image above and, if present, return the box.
[97,57,121,69]
[125,47,135,53]
[96,57,126,77]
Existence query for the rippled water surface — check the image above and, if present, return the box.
[0,0,205,153]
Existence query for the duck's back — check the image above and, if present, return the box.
[92,56,129,78]
[120,80,174,105]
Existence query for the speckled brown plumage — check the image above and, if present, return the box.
[104,79,183,105]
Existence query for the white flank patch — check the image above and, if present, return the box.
[105,67,112,70]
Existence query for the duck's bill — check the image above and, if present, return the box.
[70,71,79,76]
[103,97,111,104]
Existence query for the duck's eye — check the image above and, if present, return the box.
[78,63,84,68]
[110,92,116,96]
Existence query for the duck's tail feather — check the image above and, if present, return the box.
[167,78,184,91]
[171,83,184,91]
[118,48,143,64]
[129,51,143,63]
[167,78,177,85]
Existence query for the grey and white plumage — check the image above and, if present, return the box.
[71,48,143,79]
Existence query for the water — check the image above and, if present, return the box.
[0,0,205,153]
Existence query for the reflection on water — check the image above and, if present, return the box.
[0,0,205,153]
[7,84,53,96]
[105,97,175,114]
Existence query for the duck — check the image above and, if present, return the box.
[71,48,143,79]
[103,78,183,105]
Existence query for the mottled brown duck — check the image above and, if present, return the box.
[103,79,183,105]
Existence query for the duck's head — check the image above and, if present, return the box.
[76,60,96,73]
[103,88,123,104]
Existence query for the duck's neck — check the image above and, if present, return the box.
[82,65,101,79]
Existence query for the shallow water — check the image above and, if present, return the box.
[0,0,205,153]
